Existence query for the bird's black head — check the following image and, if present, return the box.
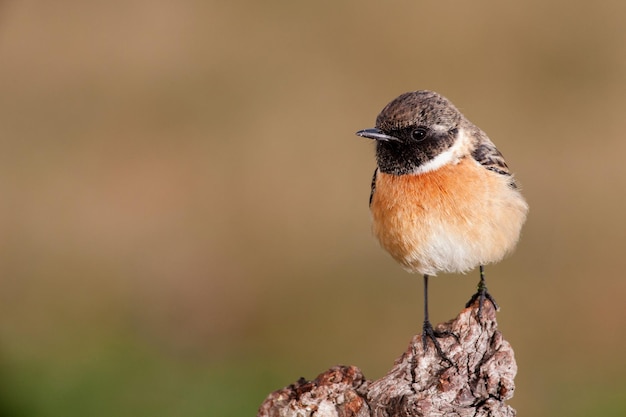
[357,90,464,175]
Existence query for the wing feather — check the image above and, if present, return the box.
[470,131,518,188]
[369,168,378,206]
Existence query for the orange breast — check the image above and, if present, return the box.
[370,158,528,275]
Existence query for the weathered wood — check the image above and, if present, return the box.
[257,300,516,417]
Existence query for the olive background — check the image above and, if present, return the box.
[1,1,625,416]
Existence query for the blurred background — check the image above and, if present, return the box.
[1,1,625,416]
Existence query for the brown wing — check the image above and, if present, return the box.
[369,168,378,207]
[471,133,518,188]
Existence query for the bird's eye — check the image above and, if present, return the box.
[411,127,428,141]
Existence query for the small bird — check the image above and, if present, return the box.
[356,90,528,361]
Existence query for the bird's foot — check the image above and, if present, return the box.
[465,286,499,320]
[422,320,458,367]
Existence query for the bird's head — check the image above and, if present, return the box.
[357,90,467,175]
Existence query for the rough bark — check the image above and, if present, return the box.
[257,300,516,417]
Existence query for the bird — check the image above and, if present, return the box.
[356,90,528,362]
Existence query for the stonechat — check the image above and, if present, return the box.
[356,90,528,361]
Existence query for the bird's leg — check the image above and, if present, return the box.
[422,275,457,366]
[465,265,499,319]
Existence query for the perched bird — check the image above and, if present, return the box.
[356,90,528,361]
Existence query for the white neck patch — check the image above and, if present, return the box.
[410,127,472,175]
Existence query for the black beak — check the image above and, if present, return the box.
[356,128,400,142]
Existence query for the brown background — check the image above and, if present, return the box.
[1,1,625,416]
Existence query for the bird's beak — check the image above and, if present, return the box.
[356,128,400,142]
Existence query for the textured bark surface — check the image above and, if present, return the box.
[257,300,517,417]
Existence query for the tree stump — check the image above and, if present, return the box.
[257,300,517,417]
